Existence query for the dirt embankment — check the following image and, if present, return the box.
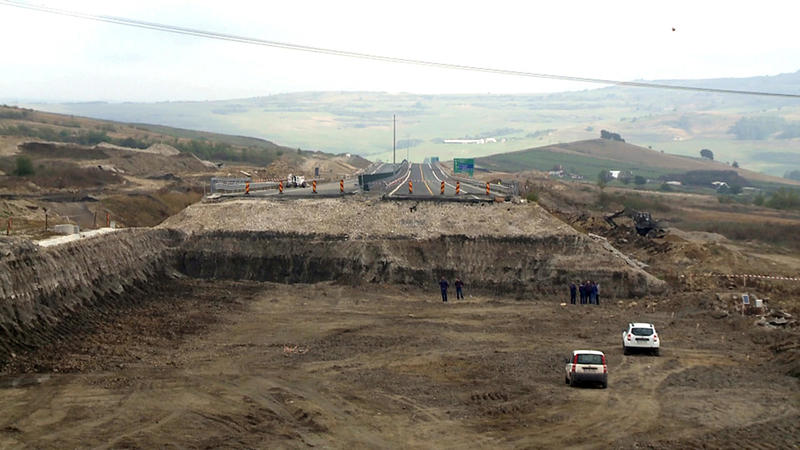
[177,231,661,298]
[0,229,183,363]
[164,197,665,296]
[0,197,666,366]
[18,141,211,178]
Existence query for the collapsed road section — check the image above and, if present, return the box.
[1,197,664,364]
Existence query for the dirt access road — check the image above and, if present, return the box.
[1,280,797,448]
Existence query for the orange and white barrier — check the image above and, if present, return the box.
[703,272,800,282]
[441,181,445,195]
[408,181,413,194]
[279,181,284,194]
[340,179,344,193]
[486,182,490,195]
[456,181,460,195]
[312,180,317,194]
[245,181,250,195]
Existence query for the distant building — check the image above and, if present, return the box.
[665,181,682,186]
[443,138,498,145]
[444,139,485,144]
[609,170,621,179]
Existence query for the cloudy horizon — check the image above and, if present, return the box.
[1,0,799,103]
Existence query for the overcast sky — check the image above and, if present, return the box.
[1,0,798,102]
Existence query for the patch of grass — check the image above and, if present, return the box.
[100,188,202,227]
[13,156,34,176]
[480,148,671,180]
[679,220,800,251]
[33,165,123,189]
[614,192,672,212]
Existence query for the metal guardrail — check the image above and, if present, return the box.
[369,161,410,192]
[210,177,278,193]
[433,163,518,196]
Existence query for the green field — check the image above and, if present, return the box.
[25,71,800,177]
[479,147,672,180]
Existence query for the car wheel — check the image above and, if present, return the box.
[565,376,570,384]
[601,381,608,389]
[623,346,630,355]
[653,348,660,356]
[569,377,577,387]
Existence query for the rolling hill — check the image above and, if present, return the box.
[17,70,800,178]
[0,105,368,172]
[477,138,800,188]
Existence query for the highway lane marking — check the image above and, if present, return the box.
[429,162,480,198]
[419,164,434,195]
[388,167,412,196]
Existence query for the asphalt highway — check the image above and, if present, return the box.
[214,162,500,199]
[386,163,488,199]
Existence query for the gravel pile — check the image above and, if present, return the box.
[161,197,578,239]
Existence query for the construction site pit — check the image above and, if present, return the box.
[0,197,797,448]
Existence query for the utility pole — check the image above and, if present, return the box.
[392,114,396,166]
[406,133,411,162]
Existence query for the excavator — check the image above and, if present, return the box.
[605,209,665,238]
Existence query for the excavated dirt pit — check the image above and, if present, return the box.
[0,198,796,447]
[1,279,797,448]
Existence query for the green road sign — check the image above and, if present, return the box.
[454,158,474,176]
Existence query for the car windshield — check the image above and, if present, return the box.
[632,327,654,336]
[576,354,603,364]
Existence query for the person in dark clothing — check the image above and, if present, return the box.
[455,278,464,299]
[579,281,586,304]
[590,281,598,305]
[596,282,600,305]
[569,283,577,304]
[439,276,449,303]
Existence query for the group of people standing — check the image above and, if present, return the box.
[569,281,600,305]
[439,277,464,302]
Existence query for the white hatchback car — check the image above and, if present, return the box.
[622,322,660,355]
[564,350,608,388]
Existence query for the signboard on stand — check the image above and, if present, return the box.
[454,158,474,177]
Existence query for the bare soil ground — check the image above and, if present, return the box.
[1,280,797,448]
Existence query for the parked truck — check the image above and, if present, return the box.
[287,174,307,188]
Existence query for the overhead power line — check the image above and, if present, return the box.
[2,0,799,99]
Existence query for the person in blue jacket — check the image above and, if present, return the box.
[455,278,464,300]
[590,280,598,305]
[439,276,449,303]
